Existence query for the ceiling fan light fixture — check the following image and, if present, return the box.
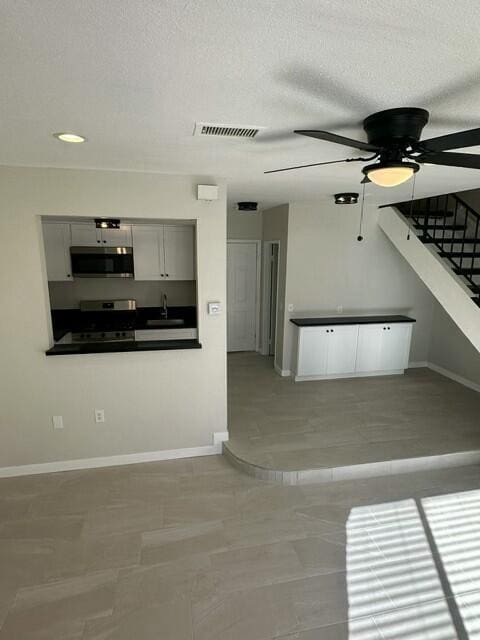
[363,161,419,187]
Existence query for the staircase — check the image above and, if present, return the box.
[378,192,480,353]
[396,193,480,307]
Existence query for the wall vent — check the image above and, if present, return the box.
[194,122,263,139]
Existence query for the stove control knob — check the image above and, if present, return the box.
[115,332,120,337]
[101,332,106,338]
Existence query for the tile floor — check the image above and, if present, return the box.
[227,352,480,475]
[1,457,480,638]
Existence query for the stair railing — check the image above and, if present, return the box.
[389,192,480,294]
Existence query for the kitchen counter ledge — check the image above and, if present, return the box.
[290,314,416,327]
[46,339,202,356]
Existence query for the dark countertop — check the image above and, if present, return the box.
[290,315,416,327]
[46,339,202,356]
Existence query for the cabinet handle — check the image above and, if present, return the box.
[166,273,169,277]
[97,240,101,243]
[103,240,107,243]
[67,274,71,278]
[161,274,165,277]
[388,327,391,330]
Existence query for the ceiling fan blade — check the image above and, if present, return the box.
[264,157,363,175]
[419,128,480,152]
[295,129,381,152]
[418,151,480,170]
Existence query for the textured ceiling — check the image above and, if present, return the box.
[2,0,480,208]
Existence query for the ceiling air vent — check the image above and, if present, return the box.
[194,122,263,139]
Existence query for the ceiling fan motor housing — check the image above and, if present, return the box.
[363,108,429,148]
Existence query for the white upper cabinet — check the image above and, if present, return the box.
[163,225,195,280]
[70,223,132,247]
[131,226,165,280]
[132,224,195,281]
[70,223,99,246]
[42,222,72,282]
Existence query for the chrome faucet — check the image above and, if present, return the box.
[162,293,168,319]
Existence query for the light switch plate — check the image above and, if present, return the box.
[208,301,221,315]
[52,415,64,430]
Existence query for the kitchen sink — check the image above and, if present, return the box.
[146,318,185,328]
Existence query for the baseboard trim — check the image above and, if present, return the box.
[0,431,229,478]
[274,362,291,377]
[408,361,429,368]
[427,362,480,394]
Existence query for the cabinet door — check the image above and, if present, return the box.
[356,325,384,372]
[42,223,72,281]
[379,324,412,371]
[326,325,358,375]
[163,225,195,280]
[297,327,329,376]
[100,225,132,246]
[132,225,165,280]
[70,223,100,246]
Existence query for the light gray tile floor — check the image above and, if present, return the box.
[1,456,480,637]
[226,352,480,478]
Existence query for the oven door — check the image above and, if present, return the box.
[70,247,134,278]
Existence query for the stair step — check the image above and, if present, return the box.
[454,267,480,275]
[439,251,480,258]
[414,224,466,231]
[469,284,480,293]
[405,211,454,219]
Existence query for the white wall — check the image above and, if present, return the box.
[282,200,436,371]
[227,208,263,239]
[48,279,196,309]
[0,167,226,468]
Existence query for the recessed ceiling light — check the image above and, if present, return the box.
[53,132,87,144]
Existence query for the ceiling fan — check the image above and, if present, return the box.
[265,108,480,187]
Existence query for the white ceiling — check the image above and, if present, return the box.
[2,0,480,209]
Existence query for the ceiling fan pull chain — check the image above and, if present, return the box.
[357,181,366,241]
[407,172,417,240]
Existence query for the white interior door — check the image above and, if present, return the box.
[227,242,258,352]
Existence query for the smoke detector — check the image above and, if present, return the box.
[194,122,264,139]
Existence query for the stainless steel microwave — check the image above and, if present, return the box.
[70,246,134,278]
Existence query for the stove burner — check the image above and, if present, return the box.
[72,330,135,343]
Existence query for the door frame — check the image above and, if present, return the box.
[227,240,262,352]
[261,240,281,357]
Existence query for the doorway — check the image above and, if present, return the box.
[227,240,261,352]
[261,240,280,359]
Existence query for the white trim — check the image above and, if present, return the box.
[227,240,262,352]
[0,432,228,478]
[261,240,280,357]
[213,431,229,445]
[427,362,480,393]
[294,369,404,382]
[274,362,291,377]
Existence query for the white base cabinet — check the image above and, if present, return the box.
[293,321,413,381]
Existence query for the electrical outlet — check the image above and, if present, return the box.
[52,415,64,430]
[337,305,343,314]
[94,409,105,423]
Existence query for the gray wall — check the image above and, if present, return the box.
[429,301,480,385]
[282,200,436,371]
[227,209,263,239]
[0,167,226,468]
